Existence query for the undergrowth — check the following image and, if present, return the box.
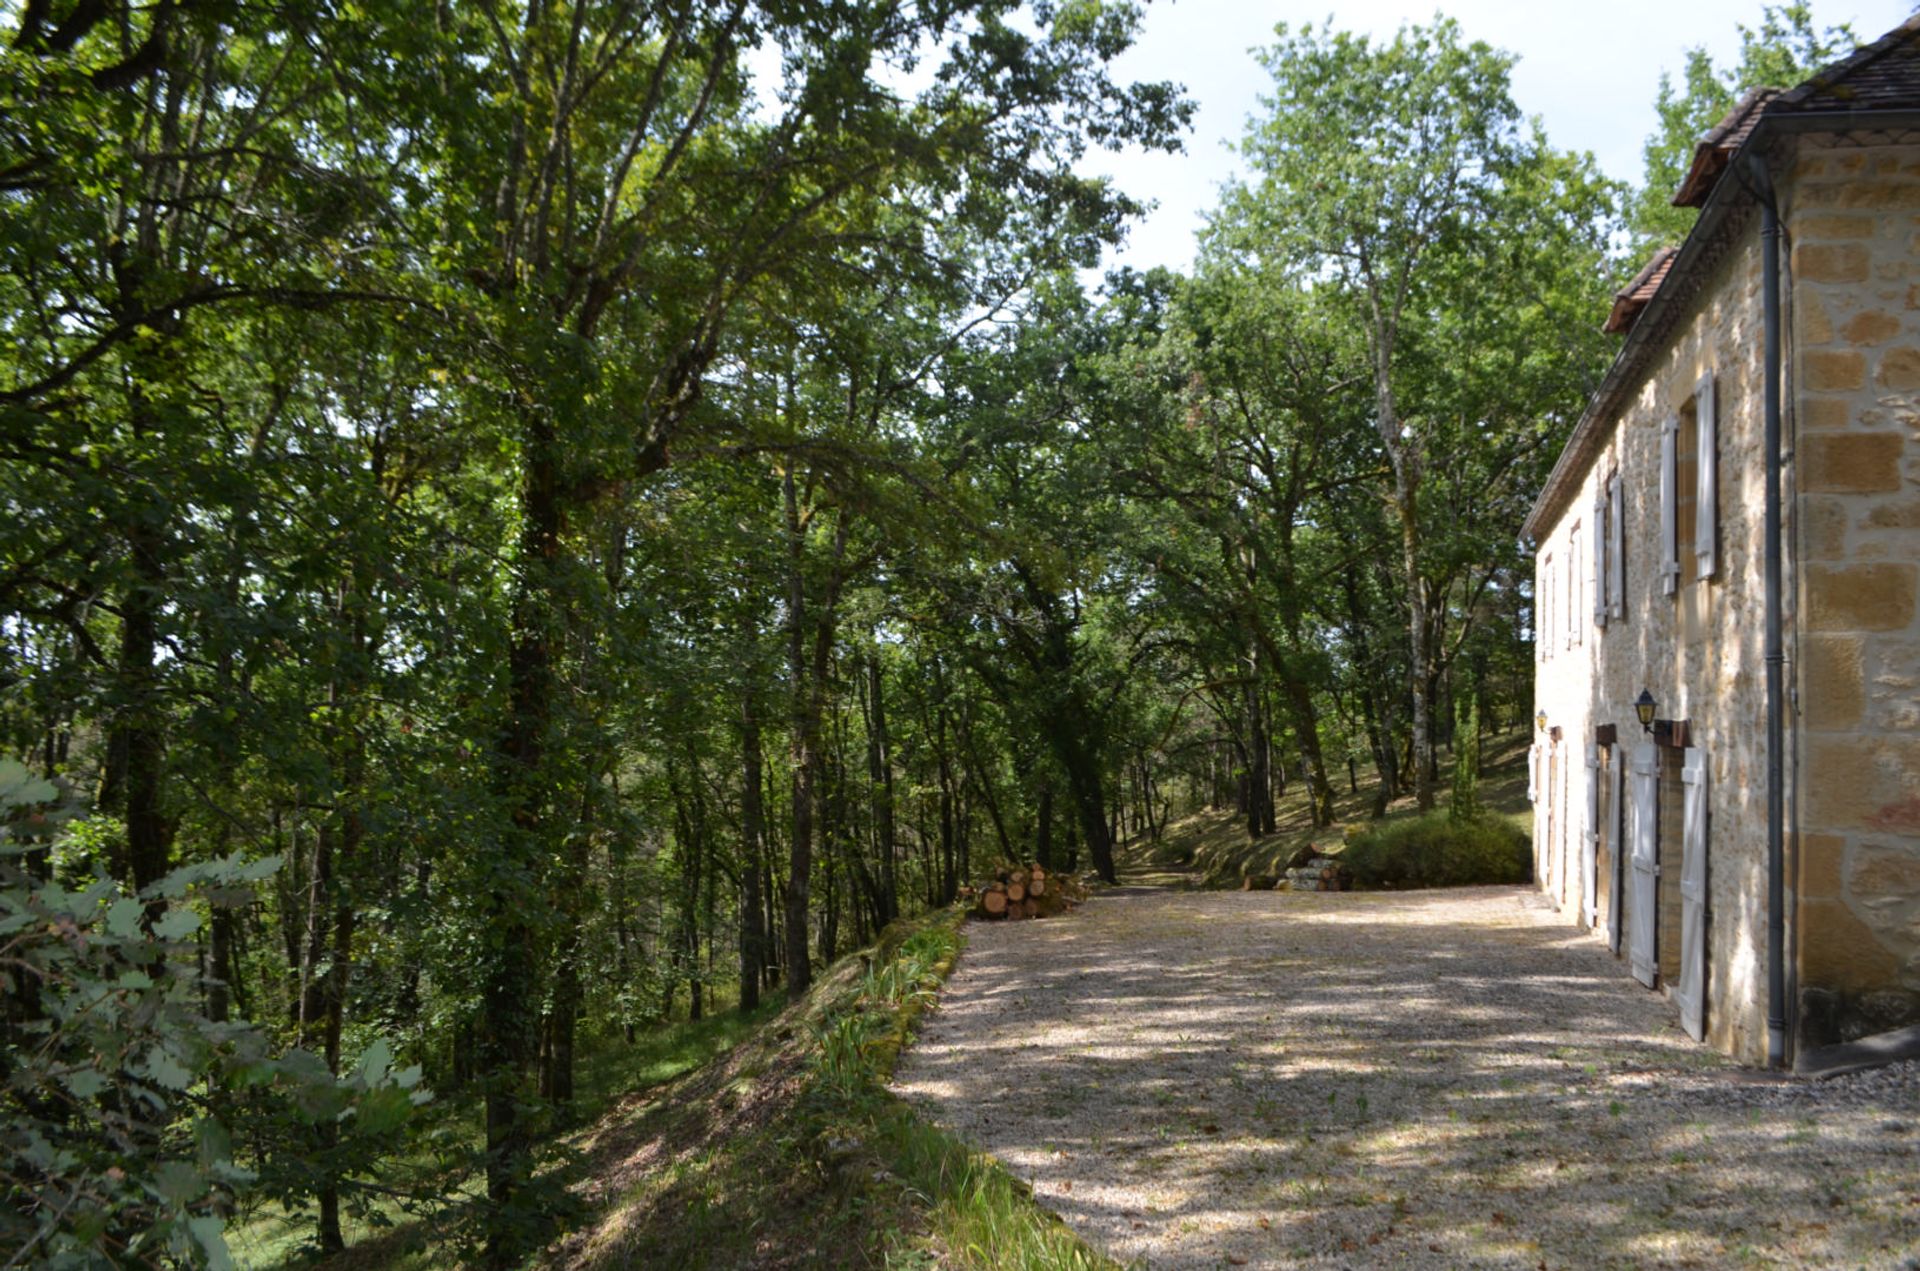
[1339,810,1530,888]
[560,908,1116,1271]
[807,921,1116,1270]
[229,1007,771,1268]
[1125,729,1534,890]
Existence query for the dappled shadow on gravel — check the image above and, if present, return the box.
[893,886,1920,1269]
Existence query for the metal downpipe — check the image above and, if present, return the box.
[1750,151,1789,1069]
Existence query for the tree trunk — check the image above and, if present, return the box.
[739,688,764,1013]
[1244,674,1268,838]
[864,656,898,927]
[1052,730,1114,883]
[482,402,560,1263]
[1393,466,1434,809]
[1280,677,1337,828]
[1035,781,1054,870]
[782,471,848,997]
[101,516,169,901]
[959,714,1013,862]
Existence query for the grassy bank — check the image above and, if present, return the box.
[1123,728,1534,889]
[228,1004,775,1268]
[237,906,1112,1269]
[551,906,1115,1270]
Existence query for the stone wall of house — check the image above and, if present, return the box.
[1784,135,1920,1049]
[1533,217,1776,1064]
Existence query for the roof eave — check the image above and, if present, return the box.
[1522,105,1920,543]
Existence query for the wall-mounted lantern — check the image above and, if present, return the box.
[1535,709,1548,733]
[1635,689,1657,733]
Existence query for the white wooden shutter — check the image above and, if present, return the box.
[1694,375,1717,580]
[1659,414,1680,596]
[1535,563,1546,655]
[1554,743,1568,905]
[1678,749,1709,1041]
[1529,741,1545,886]
[1543,557,1554,656]
[1629,743,1660,988]
[1592,494,1609,629]
[1608,750,1625,955]
[1583,743,1600,929]
[1569,525,1582,648]
[1607,474,1625,620]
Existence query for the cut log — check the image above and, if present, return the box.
[965,860,1088,922]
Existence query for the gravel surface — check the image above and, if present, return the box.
[891,886,1920,1269]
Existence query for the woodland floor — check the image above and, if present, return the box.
[892,877,1920,1268]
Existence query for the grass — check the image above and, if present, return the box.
[1119,728,1534,889]
[246,908,1115,1269]
[227,1004,774,1269]
[236,734,1540,1268]
[556,908,1118,1271]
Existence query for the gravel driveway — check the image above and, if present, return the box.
[891,886,1920,1269]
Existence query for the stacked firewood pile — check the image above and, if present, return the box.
[960,862,1088,920]
[1281,853,1351,892]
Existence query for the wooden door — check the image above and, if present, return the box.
[1549,742,1563,906]
[1528,742,1542,884]
[1629,743,1659,988]
[1608,751,1625,955]
[1678,750,1709,1041]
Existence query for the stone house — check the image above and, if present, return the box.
[1522,19,1920,1068]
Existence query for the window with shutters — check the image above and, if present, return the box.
[1675,399,1698,592]
[1663,375,1718,596]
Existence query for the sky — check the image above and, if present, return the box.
[1084,0,1918,276]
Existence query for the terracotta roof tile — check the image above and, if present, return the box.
[1602,247,1678,335]
[1535,17,1920,539]
[1775,15,1920,113]
[1673,87,1781,208]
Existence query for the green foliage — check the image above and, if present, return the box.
[0,761,425,1268]
[1340,809,1529,890]
[1203,15,1620,813]
[809,923,956,1095]
[1151,837,1197,867]
[798,912,1113,1271]
[0,0,1665,1258]
[1630,4,1859,248]
[1450,694,1482,826]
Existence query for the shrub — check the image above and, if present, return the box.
[1340,810,1528,889]
[1150,838,1194,867]
[1450,694,1482,824]
[0,761,426,1268]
